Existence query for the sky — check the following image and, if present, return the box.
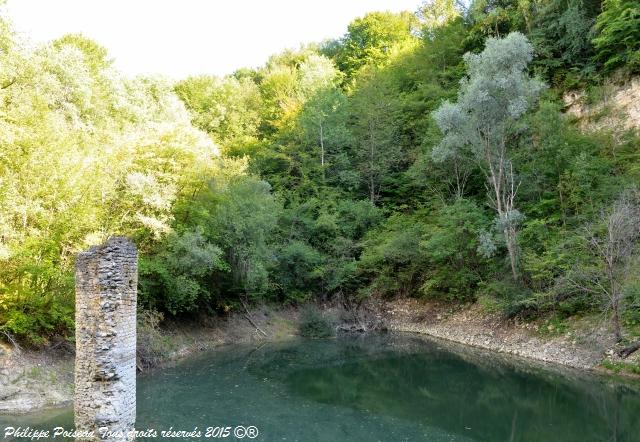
[6,0,423,79]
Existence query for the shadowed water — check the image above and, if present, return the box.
[2,334,640,441]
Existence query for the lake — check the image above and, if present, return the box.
[1,334,639,441]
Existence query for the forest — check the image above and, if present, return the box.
[0,0,639,346]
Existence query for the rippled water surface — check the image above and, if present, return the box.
[2,334,640,441]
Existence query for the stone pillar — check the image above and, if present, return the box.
[75,237,137,441]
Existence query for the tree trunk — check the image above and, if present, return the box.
[486,145,520,281]
[368,120,376,205]
[319,122,325,181]
[505,226,519,281]
[319,123,324,167]
[370,176,375,205]
[618,341,640,359]
[612,297,623,342]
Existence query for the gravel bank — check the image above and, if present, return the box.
[2,299,636,414]
[0,306,300,414]
[383,298,612,371]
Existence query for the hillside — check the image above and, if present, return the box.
[1,0,639,374]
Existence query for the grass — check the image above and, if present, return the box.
[601,359,640,375]
[585,82,617,105]
[537,315,571,337]
[269,315,297,340]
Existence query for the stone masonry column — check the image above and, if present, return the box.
[75,237,137,441]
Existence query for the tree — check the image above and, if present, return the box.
[463,0,529,52]
[350,66,405,205]
[209,177,280,299]
[529,0,601,86]
[258,49,338,136]
[418,0,463,34]
[333,11,419,80]
[298,86,351,180]
[421,198,492,300]
[174,75,263,153]
[0,28,232,341]
[296,55,351,179]
[432,32,545,280]
[52,33,112,74]
[569,191,640,342]
[359,213,430,298]
[592,0,640,74]
[138,229,227,314]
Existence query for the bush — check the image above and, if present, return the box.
[477,280,538,318]
[623,282,640,337]
[298,305,334,338]
[358,213,429,298]
[137,309,174,370]
[420,199,492,301]
[0,288,74,346]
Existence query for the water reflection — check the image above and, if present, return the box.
[1,335,639,442]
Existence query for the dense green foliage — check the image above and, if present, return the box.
[298,305,335,338]
[593,0,640,74]
[0,17,273,341]
[1,0,639,345]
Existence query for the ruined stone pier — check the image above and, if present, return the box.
[75,237,137,441]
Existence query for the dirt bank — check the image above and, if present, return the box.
[564,76,640,135]
[0,306,301,414]
[382,298,640,375]
[2,299,639,414]
[0,343,74,414]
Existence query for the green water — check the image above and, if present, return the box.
[2,334,640,441]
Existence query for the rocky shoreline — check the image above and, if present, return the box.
[382,298,640,376]
[0,306,301,414]
[2,299,639,414]
[0,344,74,414]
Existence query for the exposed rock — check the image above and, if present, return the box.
[0,387,19,401]
[564,77,640,135]
[0,304,302,414]
[383,298,610,372]
[0,359,73,414]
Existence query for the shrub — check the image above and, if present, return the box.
[477,279,538,318]
[298,305,334,338]
[0,289,74,346]
[137,309,174,370]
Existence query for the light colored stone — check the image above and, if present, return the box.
[75,237,137,442]
[564,77,640,135]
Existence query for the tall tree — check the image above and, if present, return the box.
[351,67,402,205]
[296,54,350,179]
[298,88,350,178]
[463,0,529,52]
[174,75,263,153]
[432,32,545,280]
[418,0,463,34]
[332,11,419,80]
[529,0,601,86]
[592,0,640,74]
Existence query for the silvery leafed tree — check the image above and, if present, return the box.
[432,32,545,280]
